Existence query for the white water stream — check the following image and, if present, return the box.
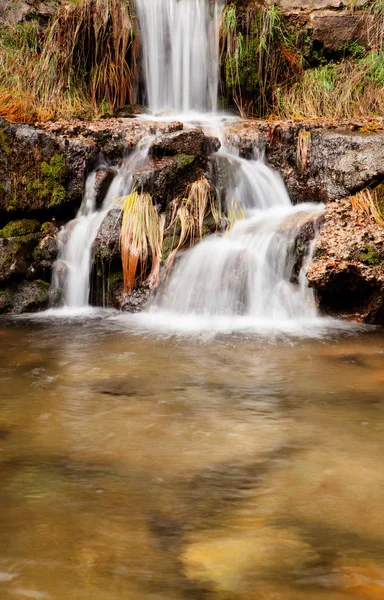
[150,153,323,325]
[136,0,223,115]
[51,143,150,309]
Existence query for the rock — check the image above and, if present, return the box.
[0,234,41,284]
[0,219,40,238]
[11,281,50,314]
[94,167,118,209]
[31,233,58,280]
[224,121,384,203]
[310,12,369,50]
[275,0,366,14]
[114,104,152,118]
[119,285,151,313]
[0,0,60,25]
[307,198,384,324]
[150,129,220,158]
[93,208,122,263]
[0,120,97,215]
[133,154,204,209]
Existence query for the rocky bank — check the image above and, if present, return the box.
[0,116,384,323]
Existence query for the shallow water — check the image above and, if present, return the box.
[1,316,384,599]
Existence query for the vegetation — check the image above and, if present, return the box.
[0,0,136,123]
[219,1,384,119]
[0,0,383,122]
[350,185,384,227]
[120,191,165,294]
[165,177,221,269]
[0,219,40,238]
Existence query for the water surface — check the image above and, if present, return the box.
[1,317,384,599]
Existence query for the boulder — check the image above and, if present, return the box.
[11,281,50,314]
[224,121,384,203]
[0,0,60,25]
[310,11,369,50]
[0,234,41,284]
[307,198,384,324]
[150,129,220,159]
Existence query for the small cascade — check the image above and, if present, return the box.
[51,142,150,309]
[151,152,324,323]
[136,0,223,115]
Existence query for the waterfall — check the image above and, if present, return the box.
[150,152,324,325]
[136,0,224,114]
[51,142,150,310]
[47,0,326,331]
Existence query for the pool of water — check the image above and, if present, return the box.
[1,315,384,599]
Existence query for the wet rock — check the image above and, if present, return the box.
[94,168,118,209]
[0,0,60,25]
[120,285,150,313]
[133,155,204,209]
[11,280,50,314]
[93,209,122,263]
[0,234,41,284]
[114,104,152,118]
[0,119,97,215]
[0,289,13,313]
[31,233,58,280]
[224,121,384,203]
[307,198,384,324]
[150,129,220,158]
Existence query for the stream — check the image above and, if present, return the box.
[0,317,384,599]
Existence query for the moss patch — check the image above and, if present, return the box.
[175,154,195,169]
[107,271,123,286]
[0,219,40,238]
[33,279,50,288]
[26,154,67,208]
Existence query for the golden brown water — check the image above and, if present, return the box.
[1,316,384,599]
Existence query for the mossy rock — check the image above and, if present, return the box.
[162,235,179,260]
[26,154,67,208]
[0,219,40,238]
[175,154,195,169]
[107,271,123,287]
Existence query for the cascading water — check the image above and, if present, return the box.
[48,0,328,331]
[136,0,223,114]
[51,142,150,310]
[149,152,324,327]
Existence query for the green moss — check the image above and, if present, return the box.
[41,222,52,233]
[162,235,178,260]
[0,219,40,238]
[357,243,384,266]
[175,154,195,169]
[26,154,67,208]
[107,271,123,286]
[0,129,10,155]
[33,279,50,288]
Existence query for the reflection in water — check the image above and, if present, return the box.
[0,318,384,599]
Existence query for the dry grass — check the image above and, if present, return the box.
[350,186,384,227]
[276,52,384,120]
[35,0,137,115]
[224,200,245,231]
[120,191,165,293]
[296,129,311,172]
[0,0,137,123]
[166,177,220,269]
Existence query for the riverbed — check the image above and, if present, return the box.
[0,315,384,599]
